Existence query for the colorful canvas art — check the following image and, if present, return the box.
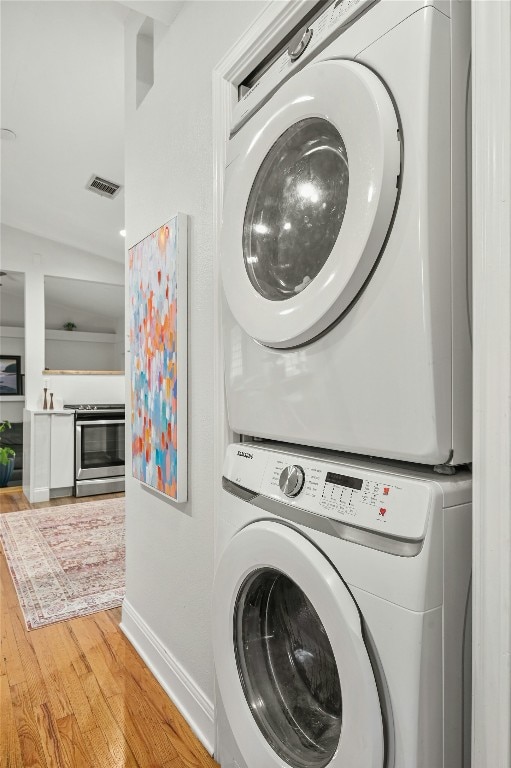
[129,214,187,501]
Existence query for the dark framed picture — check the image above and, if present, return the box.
[0,355,22,396]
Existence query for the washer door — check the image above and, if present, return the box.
[213,520,384,767]
[221,59,400,348]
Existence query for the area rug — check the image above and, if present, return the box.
[0,497,125,630]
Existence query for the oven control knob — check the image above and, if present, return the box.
[279,465,305,497]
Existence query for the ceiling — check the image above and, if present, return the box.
[0,1,129,263]
[0,269,23,294]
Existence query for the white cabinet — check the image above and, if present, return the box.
[32,413,51,492]
[50,413,75,490]
[23,410,75,502]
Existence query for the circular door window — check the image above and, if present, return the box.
[235,568,342,768]
[213,520,384,766]
[243,118,349,302]
[221,60,400,348]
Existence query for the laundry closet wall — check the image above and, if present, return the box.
[122,1,264,752]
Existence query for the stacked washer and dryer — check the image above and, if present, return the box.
[214,1,472,767]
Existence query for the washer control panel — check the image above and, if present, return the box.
[223,444,432,541]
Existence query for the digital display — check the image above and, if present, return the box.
[325,472,363,491]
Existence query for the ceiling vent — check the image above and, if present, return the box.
[86,174,122,199]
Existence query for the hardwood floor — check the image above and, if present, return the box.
[0,490,219,768]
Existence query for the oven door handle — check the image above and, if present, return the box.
[75,419,125,426]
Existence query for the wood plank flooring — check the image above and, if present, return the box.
[0,490,219,768]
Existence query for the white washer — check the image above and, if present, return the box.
[214,442,472,768]
[221,0,472,467]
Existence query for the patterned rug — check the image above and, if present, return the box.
[0,497,125,630]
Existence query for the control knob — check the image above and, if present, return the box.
[279,465,305,497]
[287,28,313,62]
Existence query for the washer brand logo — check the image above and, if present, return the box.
[237,450,254,459]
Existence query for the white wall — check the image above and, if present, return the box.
[1,224,124,282]
[0,329,25,368]
[122,1,264,752]
[45,301,117,333]
[0,290,24,326]
[0,400,24,424]
[0,224,125,408]
[114,314,125,371]
[43,373,124,407]
[45,337,117,372]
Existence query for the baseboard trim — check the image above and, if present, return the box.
[120,599,214,755]
[32,487,50,503]
[50,486,74,499]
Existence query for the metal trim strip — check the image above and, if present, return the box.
[75,477,125,497]
[75,419,125,426]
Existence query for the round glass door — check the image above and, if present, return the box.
[243,118,349,302]
[235,568,342,768]
[221,59,400,348]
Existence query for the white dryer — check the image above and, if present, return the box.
[221,0,472,467]
[214,443,472,768]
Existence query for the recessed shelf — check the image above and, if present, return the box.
[42,370,124,375]
[45,330,118,343]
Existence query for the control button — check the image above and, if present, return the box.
[287,28,313,61]
[383,487,390,496]
[279,465,305,497]
[379,508,387,517]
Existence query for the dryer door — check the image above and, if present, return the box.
[213,520,385,768]
[221,59,400,349]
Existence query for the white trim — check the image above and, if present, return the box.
[471,2,511,767]
[212,60,232,579]
[120,599,215,755]
[212,0,313,576]
[117,1,184,27]
[211,5,305,753]
[32,487,50,503]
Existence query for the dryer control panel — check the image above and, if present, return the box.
[223,443,432,541]
[233,0,377,131]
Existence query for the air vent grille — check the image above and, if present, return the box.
[86,174,122,199]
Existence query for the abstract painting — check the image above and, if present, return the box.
[129,214,187,502]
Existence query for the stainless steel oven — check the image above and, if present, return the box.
[64,404,125,496]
